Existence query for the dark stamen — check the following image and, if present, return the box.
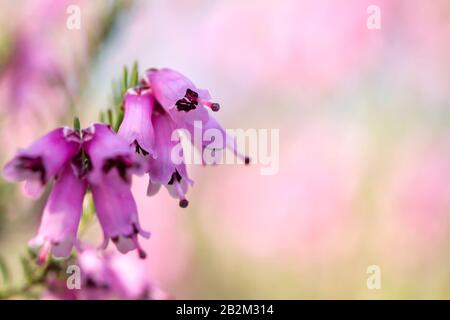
[167,170,182,185]
[134,140,149,156]
[175,99,197,112]
[138,250,147,259]
[210,103,220,112]
[175,88,199,112]
[185,88,198,100]
[179,199,189,208]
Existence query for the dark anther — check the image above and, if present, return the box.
[185,88,199,100]
[138,250,147,259]
[175,99,197,112]
[134,140,149,156]
[179,199,189,208]
[245,157,250,165]
[168,170,182,185]
[111,236,119,243]
[175,88,199,112]
[210,103,220,112]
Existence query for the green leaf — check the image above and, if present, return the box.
[107,109,113,127]
[130,61,139,87]
[114,108,124,132]
[73,117,81,131]
[122,65,128,93]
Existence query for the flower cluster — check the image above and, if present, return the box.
[3,124,149,260]
[2,68,247,263]
[44,249,169,300]
[118,68,249,208]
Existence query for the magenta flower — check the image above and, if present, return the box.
[91,170,150,258]
[29,165,87,262]
[143,68,220,126]
[118,88,156,156]
[3,127,80,198]
[116,82,195,208]
[115,67,248,207]
[3,123,150,260]
[82,124,149,257]
[82,123,145,184]
[44,249,167,300]
[146,109,193,208]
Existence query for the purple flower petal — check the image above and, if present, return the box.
[29,165,87,259]
[91,170,150,258]
[118,88,156,157]
[82,123,145,185]
[147,111,192,207]
[3,127,81,198]
[144,68,217,125]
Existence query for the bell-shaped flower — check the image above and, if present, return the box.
[28,164,87,262]
[146,108,193,208]
[144,68,220,126]
[118,88,155,157]
[44,248,168,300]
[3,127,80,198]
[91,169,150,258]
[82,123,145,185]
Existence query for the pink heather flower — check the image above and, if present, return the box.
[2,127,80,198]
[3,123,150,260]
[117,91,194,207]
[82,124,149,257]
[75,249,115,299]
[91,170,150,258]
[107,250,159,299]
[118,88,156,157]
[117,68,248,207]
[29,165,87,261]
[144,68,220,125]
[44,249,168,300]
[146,108,193,208]
[82,123,145,184]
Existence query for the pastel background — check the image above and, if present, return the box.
[1,0,450,299]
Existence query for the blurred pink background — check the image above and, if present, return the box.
[1,0,450,299]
